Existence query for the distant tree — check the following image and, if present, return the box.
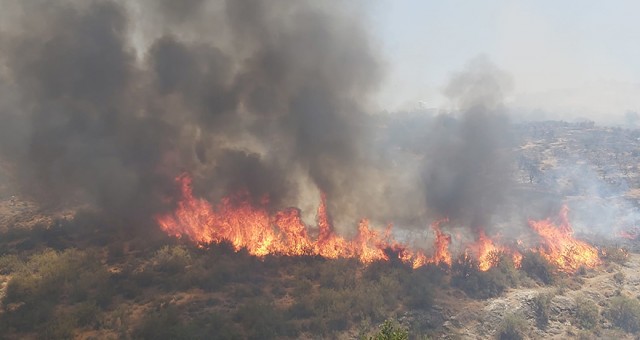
[367,320,409,340]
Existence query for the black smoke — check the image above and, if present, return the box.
[0,0,519,238]
[422,57,514,229]
[0,0,382,225]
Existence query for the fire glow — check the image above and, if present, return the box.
[157,174,600,272]
[528,205,601,272]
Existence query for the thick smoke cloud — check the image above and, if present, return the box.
[422,57,514,228]
[0,0,382,225]
[0,0,522,238]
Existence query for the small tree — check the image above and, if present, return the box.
[367,320,409,340]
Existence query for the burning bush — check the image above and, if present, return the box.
[451,251,519,299]
[600,246,629,265]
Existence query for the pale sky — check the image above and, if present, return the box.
[372,0,640,122]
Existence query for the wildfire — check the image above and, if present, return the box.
[528,205,600,272]
[157,174,602,273]
[157,174,430,267]
[469,230,522,271]
[430,219,452,266]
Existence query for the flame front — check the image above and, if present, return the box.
[528,205,600,272]
[469,230,522,271]
[157,174,601,272]
[430,219,452,266]
[157,174,430,267]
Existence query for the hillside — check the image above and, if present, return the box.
[2,121,640,339]
[0,196,638,339]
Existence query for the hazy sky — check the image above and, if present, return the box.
[372,0,640,122]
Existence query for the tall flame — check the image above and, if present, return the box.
[469,230,522,271]
[528,205,600,272]
[430,219,452,266]
[157,174,431,267]
[157,174,601,273]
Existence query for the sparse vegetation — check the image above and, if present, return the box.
[366,319,409,340]
[1,248,111,336]
[532,292,553,328]
[600,246,629,265]
[575,296,599,330]
[606,295,640,333]
[613,271,625,287]
[520,251,556,284]
[152,245,192,274]
[0,225,445,339]
[451,252,519,299]
[496,313,527,340]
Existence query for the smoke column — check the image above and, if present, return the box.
[0,0,383,228]
[422,56,514,229]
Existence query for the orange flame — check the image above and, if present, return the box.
[528,205,600,272]
[429,219,452,266]
[157,174,431,267]
[158,175,601,273]
[469,230,522,271]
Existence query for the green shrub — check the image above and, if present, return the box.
[40,313,76,340]
[496,313,527,340]
[451,253,515,299]
[607,295,640,333]
[575,330,596,340]
[0,255,23,274]
[135,303,243,340]
[532,293,553,329]
[403,265,438,309]
[600,246,628,265]
[404,278,434,310]
[287,271,401,336]
[1,249,111,331]
[234,300,293,340]
[292,278,313,297]
[520,251,556,284]
[367,319,409,340]
[152,245,192,274]
[318,259,357,289]
[575,297,599,330]
[73,301,101,328]
[134,305,188,340]
[613,272,625,287]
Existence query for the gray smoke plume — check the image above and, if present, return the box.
[0,0,382,226]
[422,57,514,229]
